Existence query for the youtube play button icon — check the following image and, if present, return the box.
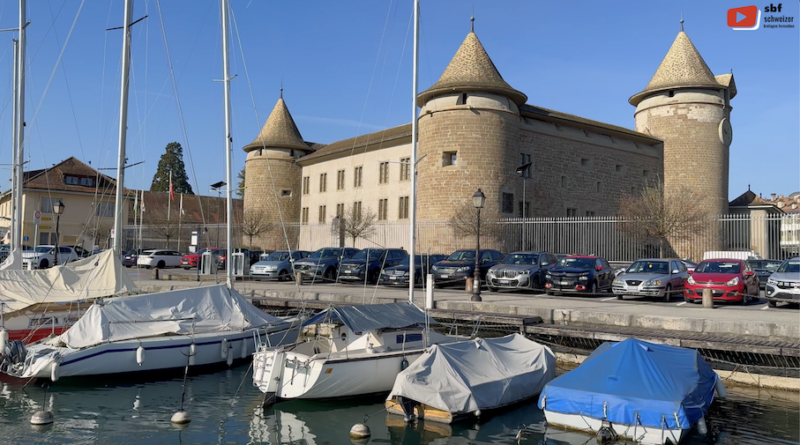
[728,5,759,28]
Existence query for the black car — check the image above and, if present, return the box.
[749,259,783,290]
[339,248,408,284]
[545,255,614,295]
[379,254,447,287]
[293,247,361,281]
[430,249,505,288]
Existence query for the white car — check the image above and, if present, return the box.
[136,250,183,269]
[22,245,79,269]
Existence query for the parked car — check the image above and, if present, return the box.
[612,258,689,302]
[22,245,79,269]
[764,257,800,307]
[137,250,183,269]
[72,245,91,258]
[292,247,360,281]
[749,259,783,290]
[683,258,759,305]
[379,254,447,287]
[181,248,223,269]
[430,249,505,288]
[486,251,558,292]
[122,249,141,268]
[250,250,311,281]
[339,248,408,284]
[544,255,614,295]
[0,244,32,263]
[218,248,259,270]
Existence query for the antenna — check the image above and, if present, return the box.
[680,9,684,31]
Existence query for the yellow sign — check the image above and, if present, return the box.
[41,217,52,221]
[39,226,51,230]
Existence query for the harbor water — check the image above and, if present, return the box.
[0,366,797,445]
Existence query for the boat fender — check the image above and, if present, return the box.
[400,357,409,371]
[50,361,60,382]
[136,346,145,366]
[715,377,728,398]
[0,329,8,353]
[596,424,618,444]
[349,423,371,439]
[366,343,374,354]
[189,343,196,366]
[474,409,481,418]
[697,417,708,435]
[240,339,247,359]
[226,347,234,366]
[541,396,546,409]
[221,339,228,359]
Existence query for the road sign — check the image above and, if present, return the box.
[33,210,41,226]
[23,236,28,241]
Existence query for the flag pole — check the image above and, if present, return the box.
[178,193,183,252]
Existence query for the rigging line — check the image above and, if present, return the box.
[96,0,118,166]
[154,0,205,225]
[45,0,85,162]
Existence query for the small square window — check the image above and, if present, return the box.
[561,176,567,189]
[586,211,596,217]
[80,177,94,187]
[501,193,514,214]
[596,181,602,193]
[65,176,79,185]
[443,151,457,167]
[281,190,292,197]
[615,164,624,173]
[566,208,577,217]
[580,158,589,167]
[643,170,650,178]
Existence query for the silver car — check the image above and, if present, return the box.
[765,257,800,307]
[613,258,689,301]
[486,251,558,292]
[250,250,310,281]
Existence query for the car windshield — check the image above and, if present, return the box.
[309,248,342,259]
[750,260,783,272]
[447,250,475,261]
[695,261,741,274]
[350,249,385,261]
[776,260,800,273]
[556,257,595,269]
[627,261,670,274]
[34,246,52,253]
[398,255,426,267]
[502,253,538,265]
[264,251,290,262]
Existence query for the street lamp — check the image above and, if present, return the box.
[516,162,532,250]
[471,189,485,302]
[53,199,65,266]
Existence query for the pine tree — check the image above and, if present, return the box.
[150,142,194,194]
[236,167,245,198]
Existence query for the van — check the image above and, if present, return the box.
[702,250,762,261]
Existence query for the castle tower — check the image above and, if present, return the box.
[242,94,310,250]
[416,22,527,249]
[630,28,736,220]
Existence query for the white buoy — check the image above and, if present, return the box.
[475,409,482,418]
[350,423,371,439]
[240,340,247,359]
[715,378,728,398]
[171,410,191,424]
[226,347,234,366]
[50,361,60,382]
[31,410,54,425]
[136,346,145,366]
[0,328,8,353]
[189,343,196,366]
[697,417,708,435]
[221,339,228,359]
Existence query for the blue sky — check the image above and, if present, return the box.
[0,0,796,200]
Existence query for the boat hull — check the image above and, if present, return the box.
[543,409,688,445]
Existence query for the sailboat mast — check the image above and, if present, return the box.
[220,0,234,289]
[10,39,18,252]
[113,0,133,256]
[408,0,420,303]
[12,0,26,252]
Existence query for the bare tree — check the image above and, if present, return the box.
[148,207,179,249]
[331,204,376,247]
[240,208,273,250]
[448,200,501,239]
[86,219,114,250]
[618,177,707,258]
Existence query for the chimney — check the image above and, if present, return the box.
[770,193,777,201]
[778,202,785,208]
[792,203,798,210]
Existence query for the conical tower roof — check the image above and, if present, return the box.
[418,30,527,107]
[243,97,309,153]
[629,31,721,106]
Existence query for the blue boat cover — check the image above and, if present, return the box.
[538,338,719,429]
[302,302,434,334]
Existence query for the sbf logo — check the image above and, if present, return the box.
[728,5,761,30]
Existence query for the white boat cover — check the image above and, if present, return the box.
[388,334,555,415]
[0,250,137,313]
[56,284,288,349]
[0,248,22,271]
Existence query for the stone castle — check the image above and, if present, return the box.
[243,24,735,254]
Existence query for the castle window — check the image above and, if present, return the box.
[400,157,411,181]
[318,206,326,223]
[443,151,457,167]
[668,90,675,98]
[456,93,469,105]
[302,176,310,195]
[566,208,577,217]
[586,211,596,217]
[281,189,292,198]
[398,196,409,219]
[301,208,309,225]
[354,166,363,188]
[379,162,389,184]
[501,193,514,214]
[319,173,327,193]
[65,176,79,185]
[643,170,650,179]
[336,203,344,217]
[378,199,388,221]
[353,201,362,220]
[615,164,624,173]
[337,170,345,190]
[580,158,592,170]
[561,176,567,189]
[596,181,602,193]
[631,187,637,195]
[518,201,530,218]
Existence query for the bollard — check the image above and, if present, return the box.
[465,277,473,294]
[702,288,714,308]
[152,268,160,280]
[426,274,434,309]
[295,272,303,286]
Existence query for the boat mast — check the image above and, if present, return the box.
[112,0,133,257]
[220,0,233,289]
[12,0,27,254]
[9,39,18,254]
[408,0,419,303]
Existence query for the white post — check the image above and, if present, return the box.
[10,39,18,252]
[112,0,133,256]
[13,0,27,253]
[408,0,419,303]
[425,273,434,310]
[220,0,234,289]
[522,176,526,250]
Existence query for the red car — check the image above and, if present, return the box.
[181,248,222,269]
[683,258,759,304]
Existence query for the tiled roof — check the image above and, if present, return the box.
[243,98,313,153]
[630,31,722,106]
[729,190,769,207]
[297,123,413,165]
[16,157,123,196]
[418,31,527,107]
[132,191,243,225]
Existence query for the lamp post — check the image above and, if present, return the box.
[516,162,531,250]
[53,199,65,266]
[210,181,226,248]
[471,189,485,302]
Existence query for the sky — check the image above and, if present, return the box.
[0,0,796,201]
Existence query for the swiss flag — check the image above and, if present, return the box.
[727,6,758,28]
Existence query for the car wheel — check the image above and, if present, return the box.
[323,267,337,282]
[768,300,777,308]
[531,276,541,292]
[278,270,289,282]
[157,260,166,269]
[39,259,49,269]
[663,285,672,302]
[616,293,623,300]
[590,281,598,296]
[487,286,498,292]
[182,266,190,270]
[145,265,152,269]
[125,265,131,268]
[684,296,695,304]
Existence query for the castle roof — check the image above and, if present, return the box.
[297,123,412,165]
[417,29,527,107]
[243,97,311,153]
[629,31,723,106]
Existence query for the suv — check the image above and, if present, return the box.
[22,245,79,269]
[379,254,447,287]
[250,250,311,281]
[137,250,183,269]
[339,248,408,284]
[293,247,360,282]
[749,259,784,290]
[545,255,614,295]
[430,249,505,288]
[765,257,800,307]
[181,248,223,269]
[486,251,558,292]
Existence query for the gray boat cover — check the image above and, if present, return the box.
[302,302,434,334]
[56,285,288,349]
[388,334,555,415]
